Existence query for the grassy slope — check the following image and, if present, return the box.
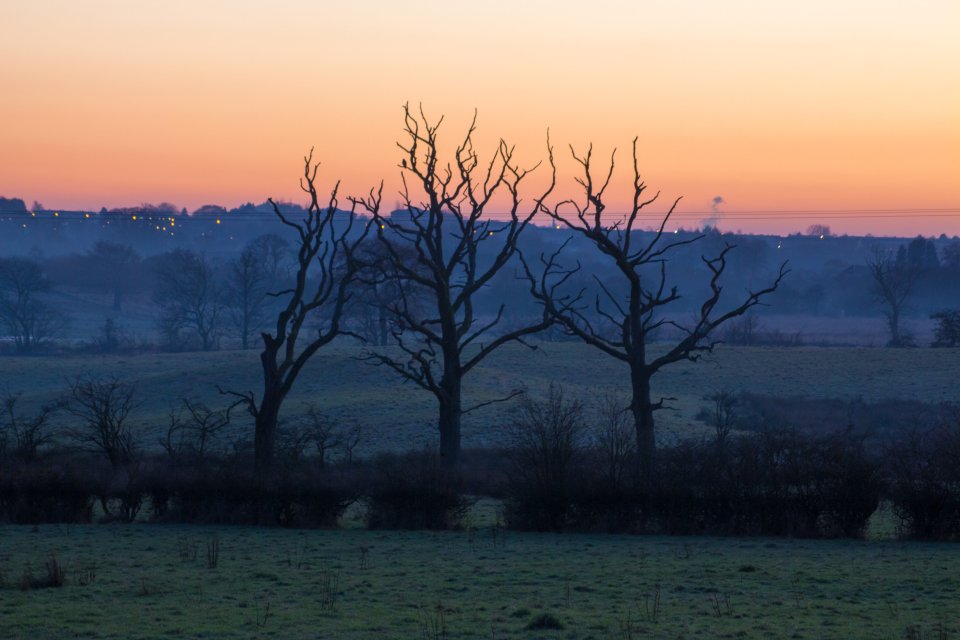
[1,523,957,639]
[2,342,958,454]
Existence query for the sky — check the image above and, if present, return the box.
[1,0,958,236]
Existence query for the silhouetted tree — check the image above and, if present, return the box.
[905,236,940,270]
[0,197,28,214]
[526,139,787,480]
[867,246,920,347]
[930,310,960,348]
[1,392,63,463]
[0,257,64,353]
[355,105,556,467]
[86,241,141,311]
[806,224,831,238]
[941,241,960,269]
[66,377,140,470]
[160,397,231,463]
[227,235,289,349]
[222,151,374,474]
[153,249,225,351]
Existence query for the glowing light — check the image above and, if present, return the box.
[132,215,137,221]
[380,224,385,229]
[215,219,221,224]
[84,213,90,218]
[54,212,59,217]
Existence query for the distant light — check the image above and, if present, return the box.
[132,215,137,221]
[162,226,167,231]
[488,231,494,236]
[380,224,385,230]
[216,219,221,225]
[819,234,825,240]
[85,213,90,219]
[170,220,175,226]
[674,229,678,234]
[30,212,36,217]
[54,212,59,217]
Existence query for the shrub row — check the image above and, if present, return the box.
[504,431,882,538]
[1,423,958,540]
[0,451,466,530]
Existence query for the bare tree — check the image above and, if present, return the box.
[223,151,374,474]
[66,377,140,470]
[1,392,63,463]
[0,257,64,353]
[930,309,960,348]
[86,241,141,311]
[228,234,290,349]
[153,249,226,351]
[355,105,557,467]
[703,389,738,444]
[161,397,231,463]
[526,140,787,480]
[867,246,920,347]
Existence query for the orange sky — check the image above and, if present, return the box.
[1,0,958,236]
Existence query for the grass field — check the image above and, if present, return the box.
[2,521,958,639]
[2,342,958,455]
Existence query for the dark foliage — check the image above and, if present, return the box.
[364,450,472,530]
[887,418,960,540]
[503,425,883,538]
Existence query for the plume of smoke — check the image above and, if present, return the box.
[701,196,725,229]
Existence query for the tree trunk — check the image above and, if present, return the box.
[888,307,901,346]
[254,387,282,476]
[241,315,250,350]
[437,375,462,469]
[629,366,656,484]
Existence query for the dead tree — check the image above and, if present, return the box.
[0,257,64,353]
[1,392,63,463]
[153,249,226,351]
[66,377,140,470]
[354,105,557,468]
[526,140,787,480]
[867,246,920,347]
[223,151,375,474]
[228,234,290,350]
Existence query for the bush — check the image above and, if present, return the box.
[500,397,883,538]
[0,464,95,524]
[887,420,960,540]
[365,450,471,530]
[146,463,357,528]
[503,386,586,531]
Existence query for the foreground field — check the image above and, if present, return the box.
[3,343,959,454]
[1,523,957,639]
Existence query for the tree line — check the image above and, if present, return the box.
[4,107,960,481]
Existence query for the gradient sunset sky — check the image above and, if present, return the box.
[2,0,958,236]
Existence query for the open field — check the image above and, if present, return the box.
[2,522,957,639]
[3,343,959,455]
